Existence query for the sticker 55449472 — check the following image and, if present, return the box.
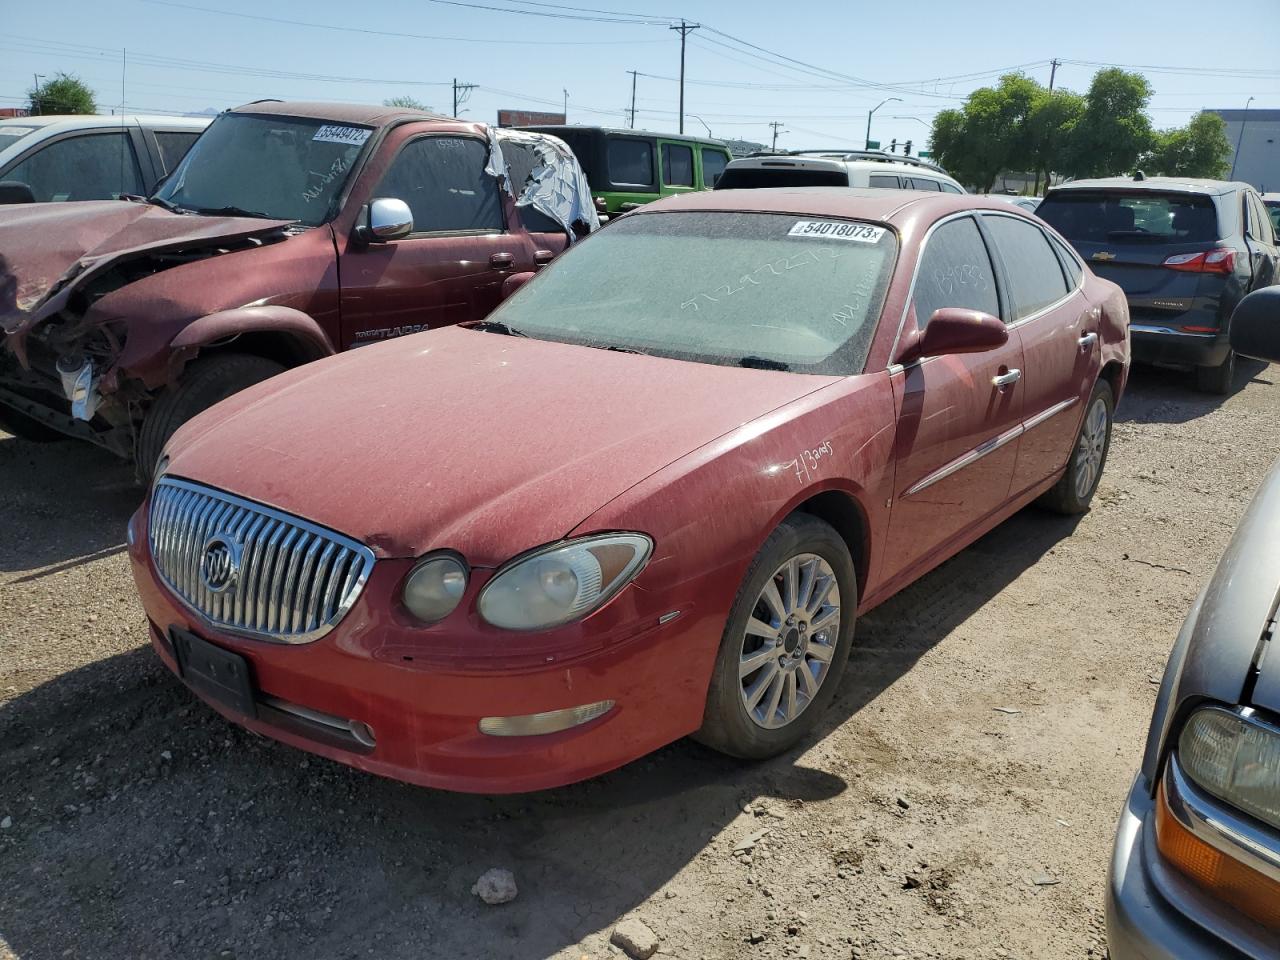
[787,220,885,243]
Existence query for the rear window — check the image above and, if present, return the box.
[714,165,847,190]
[607,137,654,189]
[701,148,728,187]
[1038,191,1220,244]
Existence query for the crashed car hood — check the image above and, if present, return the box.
[0,200,293,333]
[164,326,839,563]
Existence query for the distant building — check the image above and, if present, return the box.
[722,138,765,158]
[0,108,30,119]
[1211,108,1280,192]
[497,109,565,127]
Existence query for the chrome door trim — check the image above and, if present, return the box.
[903,423,1025,497]
[1022,395,1079,433]
[1164,751,1280,885]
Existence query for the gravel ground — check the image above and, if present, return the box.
[1,359,1277,960]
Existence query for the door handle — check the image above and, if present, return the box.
[1078,332,1098,349]
[533,249,554,267]
[992,368,1021,388]
[489,252,516,270]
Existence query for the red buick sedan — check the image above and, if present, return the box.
[127,189,1129,793]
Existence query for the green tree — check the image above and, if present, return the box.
[1059,68,1154,179]
[929,73,1043,192]
[383,95,433,111]
[1027,88,1085,194]
[28,72,96,115]
[1144,112,1232,178]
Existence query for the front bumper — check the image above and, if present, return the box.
[127,508,720,794]
[1107,774,1275,960]
[1130,326,1230,369]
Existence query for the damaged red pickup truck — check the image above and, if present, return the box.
[0,101,597,477]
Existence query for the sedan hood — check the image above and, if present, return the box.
[0,200,293,334]
[165,327,839,563]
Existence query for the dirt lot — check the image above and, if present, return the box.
[1,360,1277,960]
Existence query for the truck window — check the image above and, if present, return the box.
[701,148,728,187]
[608,137,654,188]
[377,136,504,234]
[153,131,201,174]
[661,143,694,187]
[6,132,144,201]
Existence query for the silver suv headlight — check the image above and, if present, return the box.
[478,533,652,631]
[1178,706,1280,831]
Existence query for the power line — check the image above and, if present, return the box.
[418,0,667,25]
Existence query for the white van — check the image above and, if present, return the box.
[714,149,965,194]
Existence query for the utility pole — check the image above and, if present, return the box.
[865,97,901,150]
[769,121,786,151]
[452,78,476,118]
[1036,59,1062,196]
[627,70,639,129]
[32,73,44,115]
[1230,96,1255,180]
[669,19,699,135]
[563,88,569,121]
[1048,58,1060,92]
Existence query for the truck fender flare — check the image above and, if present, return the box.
[169,305,336,363]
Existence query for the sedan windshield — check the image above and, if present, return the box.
[486,210,896,375]
[152,113,371,225]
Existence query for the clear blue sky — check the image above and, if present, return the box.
[3,0,1278,151]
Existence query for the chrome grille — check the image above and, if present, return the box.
[148,477,375,644]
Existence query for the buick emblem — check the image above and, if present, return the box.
[200,533,241,594]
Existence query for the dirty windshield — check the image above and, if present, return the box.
[485,210,896,375]
[152,113,371,226]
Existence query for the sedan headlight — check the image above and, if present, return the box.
[402,554,468,624]
[478,533,652,631]
[1178,706,1280,831]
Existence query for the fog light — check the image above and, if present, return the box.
[478,700,615,737]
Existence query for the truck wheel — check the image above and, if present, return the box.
[1194,348,1235,395]
[695,514,857,760]
[137,353,284,482]
[1039,379,1113,515]
[0,403,66,442]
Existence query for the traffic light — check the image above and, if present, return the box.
[905,140,913,156]
[889,139,897,153]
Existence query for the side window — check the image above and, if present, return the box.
[912,216,1000,329]
[607,137,654,188]
[153,131,200,174]
[906,177,942,192]
[868,174,900,189]
[499,136,563,236]
[983,215,1070,320]
[1248,194,1274,244]
[374,136,503,234]
[661,143,694,187]
[6,132,144,201]
[1048,233,1083,288]
[939,182,963,194]
[700,148,728,187]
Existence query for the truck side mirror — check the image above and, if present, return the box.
[0,181,36,205]
[354,197,413,244]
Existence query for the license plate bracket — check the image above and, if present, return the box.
[170,627,257,719]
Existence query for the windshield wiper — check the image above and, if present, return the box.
[604,345,645,355]
[739,355,790,371]
[189,204,275,219]
[467,320,528,337]
[146,196,189,214]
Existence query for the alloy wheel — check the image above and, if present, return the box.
[1074,396,1108,500]
[738,553,841,730]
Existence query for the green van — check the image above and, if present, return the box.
[517,125,731,214]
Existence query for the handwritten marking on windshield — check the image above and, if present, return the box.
[303,155,352,204]
[783,440,835,483]
[679,248,846,313]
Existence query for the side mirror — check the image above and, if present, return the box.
[501,271,536,300]
[0,181,35,205]
[902,308,1009,363]
[355,197,413,244]
[1229,286,1280,364]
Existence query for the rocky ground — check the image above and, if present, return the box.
[1,359,1277,960]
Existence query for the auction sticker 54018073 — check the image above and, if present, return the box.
[787,221,886,243]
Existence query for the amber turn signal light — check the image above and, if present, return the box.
[1155,779,1280,930]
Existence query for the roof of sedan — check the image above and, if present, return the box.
[229,100,453,126]
[1048,176,1249,196]
[635,187,1021,221]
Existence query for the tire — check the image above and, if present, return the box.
[1039,379,1114,515]
[1194,348,1235,395]
[696,513,857,760]
[0,402,66,442]
[137,353,284,482]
